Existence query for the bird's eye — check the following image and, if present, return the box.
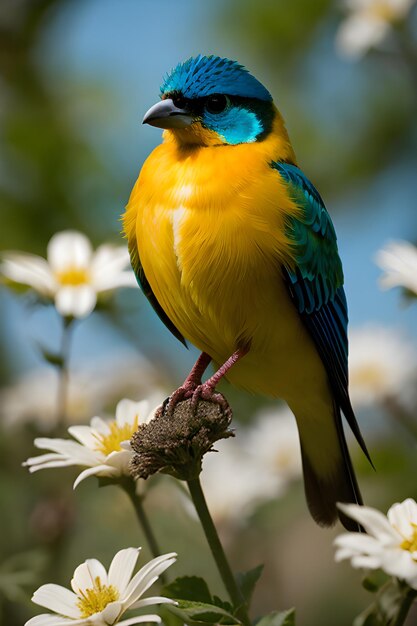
[206,94,230,114]
[172,94,187,109]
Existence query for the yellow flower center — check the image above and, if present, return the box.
[77,577,119,618]
[56,267,90,286]
[350,364,385,391]
[400,523,417,556]
[94,417,139,456]
[367,1,398,22]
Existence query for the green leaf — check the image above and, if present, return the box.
[361,571,387,593]
[256,609,296,626]
[168,599,241,625]
[212,594,234,614]
[236,564,264,607]
[37,346,64,368]
[354,579,416,626]
[162,576,213,604]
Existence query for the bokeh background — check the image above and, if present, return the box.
[1,1,417,625]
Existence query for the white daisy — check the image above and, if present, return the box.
[23,398,158,488]
[334,499,417,589]
[1,230,137,318]
[1,353,164,431]
[241,406,302,484]
[348,325,417,407]
[200,438,277,526]
[25,547,176,626]
[335,0,416,59]
[375,240,417,296]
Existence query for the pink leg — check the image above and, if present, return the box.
[184,352,212,388]
[165,352,212,415]
[191,346,250,410]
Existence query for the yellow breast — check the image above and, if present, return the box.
[124,115,304,370]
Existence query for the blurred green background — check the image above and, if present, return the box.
[0,1,417,625]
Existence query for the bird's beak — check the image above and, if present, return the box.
[142,99,193,129]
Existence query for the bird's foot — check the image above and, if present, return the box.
[162,381,199,417]
[162,381,228,418]
[190,382,229,414]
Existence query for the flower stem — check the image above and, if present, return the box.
[121,481,167,584]
[187,477,250,626]
[56,316,75,432]
[392,587,417,626]
[383,396,417,441]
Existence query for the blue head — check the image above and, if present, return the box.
[143,55,275,146]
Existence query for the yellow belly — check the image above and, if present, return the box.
[124,132,329,404]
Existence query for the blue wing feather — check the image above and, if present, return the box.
[272,161,371,463]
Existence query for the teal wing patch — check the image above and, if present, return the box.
[272,161,371,463]
[128,241,186,347]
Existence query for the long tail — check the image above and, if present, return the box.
[291,400,363,531]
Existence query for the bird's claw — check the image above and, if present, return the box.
[163,381,199,417]
[163,381,228,418]
[190,383,229,413]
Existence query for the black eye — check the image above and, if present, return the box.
[172,94,187,109]
[206,94,230,114]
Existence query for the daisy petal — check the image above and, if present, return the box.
[380,548,417,580]
[337,503,399,541]
[47,232,92,272]
[336,13,388,58]
[117,616,161,626]
[27,458,85,473]
[101,601,122,623]
[105,450,132,473]
[32,584,79,618]
[90,246,136,291]
[55,286,97,319]
[25,615,85,626]
[71,559,107,595]
[130,597,177,609]
[115,400,145,426]
[73,465,118,489]
[123,554,177,607]
[1,254,55,295]
[388,499,417,535]
[68,426,100,449]
[334,533,382,557]
[350,554,384,569]
[108,548,140,595]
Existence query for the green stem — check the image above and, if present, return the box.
[393,19,417,96]
[383,396,417,441]
[56,316,75,432]
[121,481,167,584]
[187,477,250,626]
[392,588,417,626]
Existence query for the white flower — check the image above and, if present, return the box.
[198,407,301,526]
[23,398,158,488]
[348,325,417,407]
[200,439,276,526]
[335,0,416,59]
[0,352,165,431]
[1,230,137,318]
[241,406,302,484]
[334,499,417,589]
[375,240,417,296]
[25,547,176,626]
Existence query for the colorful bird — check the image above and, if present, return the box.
[124,55,371,529]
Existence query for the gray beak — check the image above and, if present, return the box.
[142,99,193,129]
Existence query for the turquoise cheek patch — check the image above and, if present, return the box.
[203,107,263,145]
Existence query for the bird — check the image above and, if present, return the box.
[123,54,372,530]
